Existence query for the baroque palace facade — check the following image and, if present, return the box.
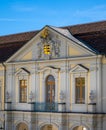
[0,21,106,130]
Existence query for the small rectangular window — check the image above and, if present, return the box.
[75,77,85,104]
[20,80,27,103]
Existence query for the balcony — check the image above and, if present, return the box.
[34,102,58,112]
[5,102,66,112]
[5,102,96,113]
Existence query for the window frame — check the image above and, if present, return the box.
[19,79,27,103]
[15,68,30,103]
[46,75,55,103]
[70,65,88,105]
[72,73,88,105]
[75,77,85,104]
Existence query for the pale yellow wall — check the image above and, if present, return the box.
[0,76,4,110]
[0,65,4,110]
[69,46,87,57]
[102,57,106,64]
[21,51,32,60]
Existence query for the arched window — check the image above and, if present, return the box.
[16,123,28,130]
[46,75,55,103]
[73,126,87,130]
[41,124,58,130]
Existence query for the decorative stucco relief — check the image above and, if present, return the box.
[37,28,61,59]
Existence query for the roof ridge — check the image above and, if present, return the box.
[62,20,106,28]
[0,20,106,37]
[0,30,39,37]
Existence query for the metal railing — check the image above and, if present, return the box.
[5,102,67,112]
[34,102,58,112]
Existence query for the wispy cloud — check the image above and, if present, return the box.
[74,5,106,20]
[0,18,34,22]
[11,4,35,12]
[0,18,18,22]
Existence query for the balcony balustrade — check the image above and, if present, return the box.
[5,102,66,112]
[5,102,96,113]
[34,102,58,112]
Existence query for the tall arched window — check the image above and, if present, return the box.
[46,75,55,103]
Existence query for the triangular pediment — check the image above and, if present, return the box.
[15,68,30,76]
[6,25,97,63]
[70,64,89,73]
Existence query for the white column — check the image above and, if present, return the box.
[40,72,43,102]
[71,74,75,104]
[30,65,36,102]
[55,78,59,102]
[60,67,66,96]
[97,58,102,112]
[35,72,40,102]
[66,62,70,111]
[42,79,45,102]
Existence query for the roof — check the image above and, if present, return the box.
[0,31,38,62]
[0,21,106,62]
[69,21,106,55]
[49,26,97,54]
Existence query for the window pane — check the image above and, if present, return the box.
[20,80,27,103]
[46,75,55,103]
[82,86,85,103]
[75,77,85,104]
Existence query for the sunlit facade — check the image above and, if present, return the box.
[0,21,106,130]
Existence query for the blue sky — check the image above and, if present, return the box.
[0,0,106,36]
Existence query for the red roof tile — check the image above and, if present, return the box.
[64,20,106,34]
[0,31,38,45]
